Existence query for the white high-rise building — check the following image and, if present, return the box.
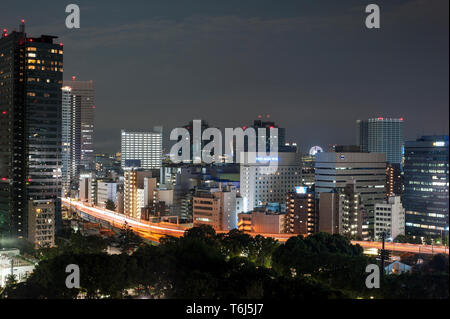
[240,152,302,212]
[62,78,95,196]
[97,181,118,208]
[121,128,163,169]
[374,196,406,240]
[61,86,81,195]
[63,79,95,170]
[315,152,386,235]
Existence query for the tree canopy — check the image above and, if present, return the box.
[2,227,448,299]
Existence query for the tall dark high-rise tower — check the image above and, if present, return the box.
[0,22,63,246]
[356,118,404,164]
[403,136,449,237]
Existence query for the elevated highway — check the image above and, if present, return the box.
[62,198,448,255]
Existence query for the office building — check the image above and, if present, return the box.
[79,173,96,204]
[315,152,386,236]
[301,154,315,187]
[152,187,174,217]
[124,169,153,218]
[238,204,287,234]
[96,181,118,208]
[63,78,95,170]
[386,163,403,199]
[403,136,449,236]
[318,183,369,240]
[251,116,294,152]
[374,196,405,240]
[193,183,237,231]
[27,200,55,247]
[356,117,404,164]
[121,128,162,169]
[61,85,80,195]
[143,177,157,209]
[286,187,317,235]
[0,23,63,244]
[356,120,369,153]
[240,152,302,211]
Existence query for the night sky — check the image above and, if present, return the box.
[2,0,449,153]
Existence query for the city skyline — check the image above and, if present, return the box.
[1,0,448,153]
[0,1,448,303]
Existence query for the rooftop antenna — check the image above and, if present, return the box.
[19,19,25,33]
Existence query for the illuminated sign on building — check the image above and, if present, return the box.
[433,141,445,147]
[295,186,308,194]
[256,156,279,162]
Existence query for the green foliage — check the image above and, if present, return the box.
[420,254,449,273]
[105,200,116,211]
[379,273,449,299]
[2,227,448,299]
[394,234,422,244]
[117,222,143,254]
[218,230,279,267]
[271,233,372,298]
[36,231,108,261]
[4,274,18,287]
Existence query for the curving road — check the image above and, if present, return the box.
[62,198,448,255]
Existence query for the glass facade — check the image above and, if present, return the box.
[357,118,404,164]
[63,79,95,171]
[0,28,62,243]
[403,135,449,236]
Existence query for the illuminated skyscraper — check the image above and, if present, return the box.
[62,78,95,170]
[357,118,404,164]
[61,86,81,195]
[0,22,63,245]
[121,128,163,169]
[403,136,449,236]
[240,152,302,211]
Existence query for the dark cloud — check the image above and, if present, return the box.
[2,0,448,153]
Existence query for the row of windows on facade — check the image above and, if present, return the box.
[27,65,62,72]
[26,47,63,55]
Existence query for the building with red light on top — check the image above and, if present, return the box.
[356,117,404,164]
[0,21,62,246]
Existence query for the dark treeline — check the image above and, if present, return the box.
[1,226,448,299]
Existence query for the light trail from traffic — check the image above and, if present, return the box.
[62,198,448,255]
[61,198,186,241]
